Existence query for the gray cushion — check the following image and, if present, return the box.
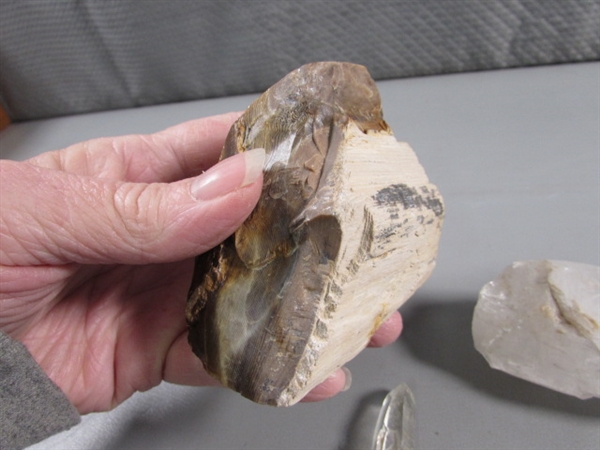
[1,0,598,120]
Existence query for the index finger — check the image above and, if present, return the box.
[28,111,243,183]
[145,111,244,181]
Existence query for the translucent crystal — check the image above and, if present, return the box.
[473,260,600,399]
[372,383,417,450]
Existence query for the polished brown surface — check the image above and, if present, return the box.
[187,62,390,405]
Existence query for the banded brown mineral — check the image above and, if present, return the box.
[186,62,444,406]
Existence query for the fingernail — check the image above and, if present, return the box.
[191,148,265,201]
[341,367,352,392]
[241,148,266,188]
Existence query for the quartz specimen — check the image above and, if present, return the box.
[187,62,445,406]
[373,383,417,450]
[473,260,600,399]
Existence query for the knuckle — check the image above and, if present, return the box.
[111,183,166,250]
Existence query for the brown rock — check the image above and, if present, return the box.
[187,62,444,406]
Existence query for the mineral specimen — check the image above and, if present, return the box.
[373,383,417,450]
[187,62,445,406]
[473,260,600,399]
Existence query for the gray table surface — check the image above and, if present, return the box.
[1,62,599,450]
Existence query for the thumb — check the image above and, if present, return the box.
[1,149,265,265]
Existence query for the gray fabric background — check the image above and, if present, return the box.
[0,331,80,450]
[1,0,598,121]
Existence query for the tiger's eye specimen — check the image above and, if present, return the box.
[186,62,444,406]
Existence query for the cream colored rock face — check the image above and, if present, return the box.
[186,62,445,406]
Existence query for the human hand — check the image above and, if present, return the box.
[0,112,402,414]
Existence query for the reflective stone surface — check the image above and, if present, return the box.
[187,62,444,406]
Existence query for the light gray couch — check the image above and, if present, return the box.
[1,0,598,120]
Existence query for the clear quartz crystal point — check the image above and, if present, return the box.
[372,383,417,450]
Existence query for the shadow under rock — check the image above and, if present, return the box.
[400,298,600,417]
[340,389,388,450]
